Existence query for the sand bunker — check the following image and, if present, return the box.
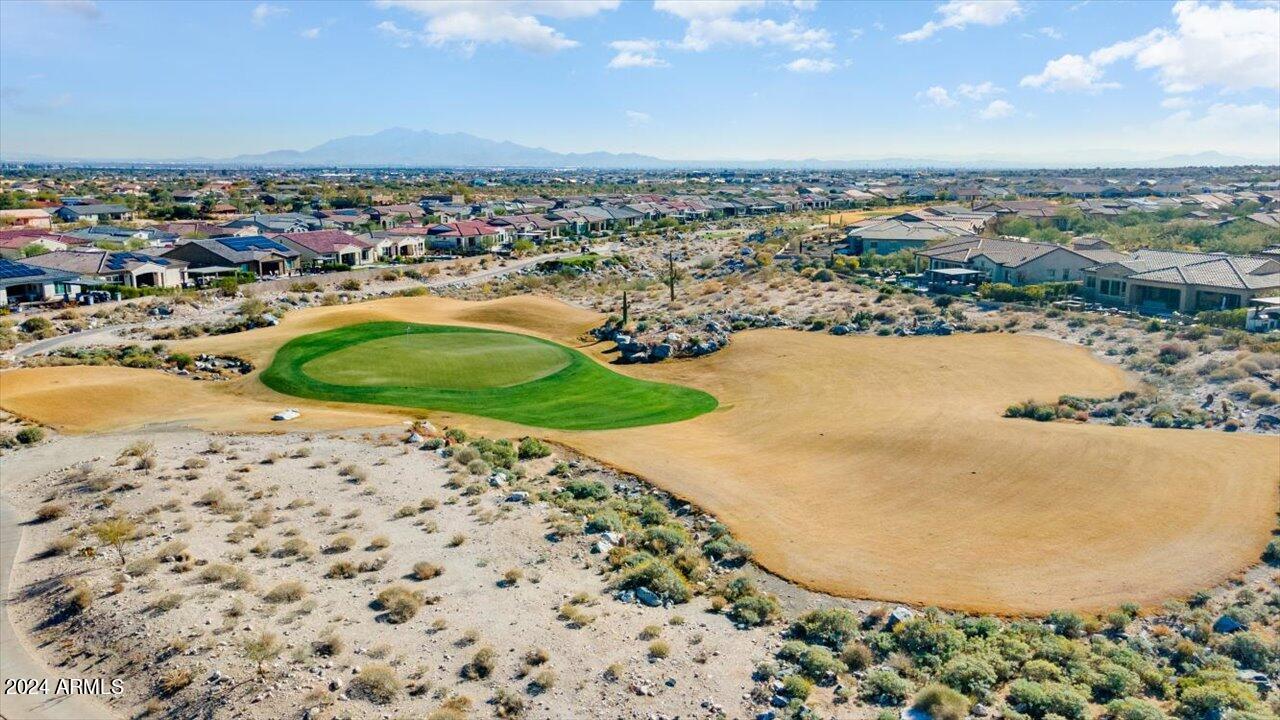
[2,294,1276,614]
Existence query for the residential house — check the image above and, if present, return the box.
[0,208,52,229]
[222,212,321,234]
[162,236,298,277]
[1081,249,1280,314]
[53,203,134,224]
[426,221,508,253]
[0,258,82,305]
[366,231,426,260]
[916,237,1127,285]
[488,214,565,243]
[0,232,78,259]
[275,230,374,267]
[844,209,989,256]
[23,249,188,288]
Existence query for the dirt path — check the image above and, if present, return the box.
[0,498,119,720]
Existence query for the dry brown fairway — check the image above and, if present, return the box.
[2,295,1275,613]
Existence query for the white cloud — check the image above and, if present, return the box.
[917,86,956,107]
[1022,1,1279,95]
[300,27,321,39]
[1153,103,1280,158]
[655,0,833,52]
[1039,26,1062,40]
[1161,96,1193,110]
[376,20,418,48]
[1019,52,1122,92]
[979,99,1015,119]
[899,0,1024,42]
[251,3,288,27]
[849,27,864,40]
[785,57,837,73]
[374,0,620,53]
[607,39,668,68]
[1133,0,1280,93]
[956,81,1001,100]
[625,109,652,125]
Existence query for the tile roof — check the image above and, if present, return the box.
[274,230,370,254]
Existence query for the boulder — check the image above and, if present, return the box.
[886,606,915,629]
[635,586,663,607]
[650,344,673,361]
[1213,615,1246,634]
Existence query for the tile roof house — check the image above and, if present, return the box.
[161,236,298,277]
[274,230,373,267]
[222,212,321,234]
[0,208,53,229]
[1082,249,1280,313]
[844,215,977,256]
[23,249,188,288]
[0,231,86,259]
[426,221,508,253]
[916,237,1128,285]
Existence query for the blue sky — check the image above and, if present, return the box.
[1,0,1277,163]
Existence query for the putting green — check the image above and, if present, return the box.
[300,332,571,390]
[260,322,717,430]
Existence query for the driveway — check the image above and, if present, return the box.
[0,500,119,720]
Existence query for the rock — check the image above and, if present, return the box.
[650,343,673,361]
[635,586,663,607]
[887,606,915,629]
[1213,615,1246,634]
[601,531,624,545]
[830,324,850,335]
[972,703,990,717]
[407,433,424,444]
[756,713,777,720]
[506,491,529,503]
[616,589,636,604]
[591,541,614,554]
[329,677,343,691]
[304,708,321,720]
[771,694,790,708]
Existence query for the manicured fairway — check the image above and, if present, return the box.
[260,322,717,430]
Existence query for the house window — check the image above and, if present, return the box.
[1085,276,1095,288]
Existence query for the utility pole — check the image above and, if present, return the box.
[621,289,629,327]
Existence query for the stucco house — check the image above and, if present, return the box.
[1081,250,1280,314]
[23,249,187,288]
[274,230,373,268]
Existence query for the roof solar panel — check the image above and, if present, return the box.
[219,236,289,252]
[0,259,46,280]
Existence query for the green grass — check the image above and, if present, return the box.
[260,322,718,430]
[301,332,570,390]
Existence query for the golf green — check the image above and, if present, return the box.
[260,322,718,430]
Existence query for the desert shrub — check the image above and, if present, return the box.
[793,607,860,648]
[939,654,998,697]
[461,646,496,679]
[156,667,193,696]
[412,562,444,580]
[350,664,401,704]
[729,594,782,626]
[1092,661,1143,702]
[264,580,306,603]
[617,555,690,603]
[779,641,846,680]
[64,582,93,614]
[782,674,813,699]
[585,510,623,533]
[528,669,556,693]
[34,503,67,522]
[841,641,875,671]
[897,617,966,669]
[326,560,357,579]
[914,683,971,720]
[517,437,551,459]
[16,426,44,444]
[561,478,609,501]
[1174,675,1258,720]
[1105,698,1169,720]
[1218,632,1272,672]
[1194,309,1247,329]
[327,534,356,553]
[1047,609,1086,638]
[1248,390,1278,406]
[1006,679,1088,720]
[1263,539,1280,565]
[648,640,670,659]
[493,687,524,717]
[376,585,423,623]
[862,668,912,705]
[312,631,345,657]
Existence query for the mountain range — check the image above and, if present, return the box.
[1,128,1273,169]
